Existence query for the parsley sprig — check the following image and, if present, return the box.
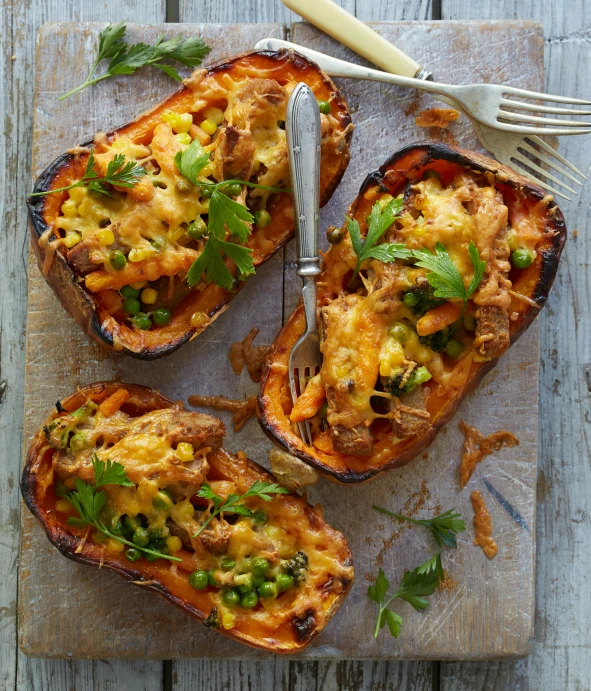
[60,454,181,563]
[373,507,466,549]
[60,22,210,100]
[175,139,289,290]
[412,241,485,315]
[193,480,289,538]
[347,197,409,284]
[368,553,444,639]
[29,150,147,198]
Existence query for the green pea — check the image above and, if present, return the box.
[207,571,218,587]
[221,182,242,197]
[123,515,141,535]
[123,297,141,315]
[150,236,165,251]
[92,530,108,545]
[153,490,173,512]
[253,209,271,229]
[110,518,124,536]
[318,100,331,114]
[187,218,207,240]
[422,169,441,181]
[251,574,265,589]
[222,589,241,606]
[258,581,278,600]
[240,590,259,609]
[445,340,464,359]
[250,557,270,576]
[120,285,141,299]
[69,431,88,453]
[389,322,411,343]
[463,313,476,331]
[189,570,209,590]
[200,185,214,199]
[175,179,192,194]
[109,250,127,271]
[131,314,152,330]
[403,291,419,308]
[125,547,142,562]
[145,550,164,562]
[148,527,163,542]
[152,308,171,326]
[276,573,294,593]
[252,510,267,526]
[327,227,344,244]
[511,248,534,269]
[151,538,168,552]
[132,527,150,547]
[221,557,236,571]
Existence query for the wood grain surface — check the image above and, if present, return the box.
[19,19,544,663]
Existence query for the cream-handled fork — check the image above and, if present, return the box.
[286,83,323,447]
[263,0,589,199]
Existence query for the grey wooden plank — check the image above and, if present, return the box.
[440,5,591,691]
[2,4,165,691]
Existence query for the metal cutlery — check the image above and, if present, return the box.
[285,83,323,447]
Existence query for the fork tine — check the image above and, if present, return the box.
[500,123,591,136]
[500,98,591,117]
[518,141,583,186]
[501,85,591,106]
[510,159,572,201]
[511,152,576,195]
[500,111,591,128]
[528,135,588,179]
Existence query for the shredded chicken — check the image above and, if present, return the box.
[188,395,257,432]
[459,420,519,488]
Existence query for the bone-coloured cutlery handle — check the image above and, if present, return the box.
[286,82,322,279]
[282,0,430,79]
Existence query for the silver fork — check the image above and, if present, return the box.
[286,83,323,447]
[257,38,588,200]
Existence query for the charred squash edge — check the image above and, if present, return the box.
[27,49,352,360]
[258,142,566,483]
[20,381,353,653]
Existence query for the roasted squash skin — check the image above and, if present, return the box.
[21,382,353,652]
[28,50,352,360]
[258,143,566,483]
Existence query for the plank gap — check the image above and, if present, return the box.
[166,0,180,23]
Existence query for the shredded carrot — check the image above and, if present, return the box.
[98,388,130,417]
[416,302,463,337]
[290,374,326,423]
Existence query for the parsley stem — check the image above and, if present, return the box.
[192,513,214,538]
[96,520,182,562]
[194,179,290,194]
[29,182,85,197]
[58,73,112,101]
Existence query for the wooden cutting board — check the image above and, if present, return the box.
[19,19,544,660]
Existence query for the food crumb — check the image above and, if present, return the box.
[471,490,498,558]
[188,394,257,432]
[415,108,460,128]
[459,420,519,488]
[573,230,578,238]
[229,326,271,383]
[438,571,457,592]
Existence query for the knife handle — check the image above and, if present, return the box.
[282,0,429,79]
[286,83,322,278]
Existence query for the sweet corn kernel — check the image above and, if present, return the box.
[69,187,87,203]
[76,197,91,218]
[128,246,155,263]
[162,109,193,133]
[507,228,519,252]
[175,132,192,146]
[166,536,183,555]
[222,612,236,630]
[190,311,208,328]
[106,538,125,553]
[203,106,224,125]
[131,280,148,289]
[61,199,78,218]
[200,118,217,135]
[176,442,194,461]
[184,202,199,223]
[141,287,158,305]
[55,499,73,513]
[97,228,115,246]
[63,232,81,248]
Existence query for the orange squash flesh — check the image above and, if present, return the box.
[28,50,352,359]
[258,143,566,483]
[21,382,353,652]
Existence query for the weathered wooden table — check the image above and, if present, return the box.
[1,0,589,689]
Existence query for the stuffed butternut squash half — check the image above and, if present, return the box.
[28,50,352,359]
[259,143,566,483]
[21,382,353,652]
